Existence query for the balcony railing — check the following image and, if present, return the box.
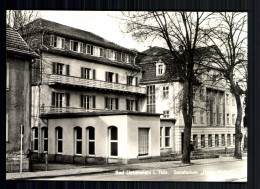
[40,106,110,114]
[48,74,146,95]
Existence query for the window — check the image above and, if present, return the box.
[138,128,149,156]
[92,69,96,80]
[156,63,165,76]
[42,127,48,152]
[201,135,205,148]
[147,85,156,113]
[165,127,171,147]
[127,76,133,86]
[233,134,235,145]
[226,94,230,105]
[193,135,198,148]
[135,100,139,111]
[87,127,95,155]
[109,126,118,156]
[105,97,118,110]
[163,86,169,99]
[6,63,9,90]
[74,127,82,155]
[105,72,114,83]
[232,114,236,125]
[207,112,210,124]
[200,89,204,101]
[221,134,225,146]
[163,110,169,118]
[50,35,65,49]
[81,67,91,79]
[227,114,230,125]
[122,53,125,62]
[215,134,219,146]
[160,127,163,148]
[70,40,83,53]
[125,54,130,63]
[115,73,119,84]
[213,113,216,124]
[227,134,231,146]
[51,92,70,108]
[87,44,93,55]
[193,113,197,124]
[200,111,204,124]
[126,99,134,111]
[32,127,38,151]
[56,127,63,153]
[208,134,212,147]
[135,77,139,86]
[81,95,92,110]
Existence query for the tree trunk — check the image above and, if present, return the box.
[234,93,243,159]
[181,81,193,163]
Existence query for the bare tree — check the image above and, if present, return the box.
[204,12,247,159]
[118,11,215,163]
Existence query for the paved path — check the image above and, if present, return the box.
[6,156,246,180]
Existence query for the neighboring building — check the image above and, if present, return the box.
[137,46,240,155]
[23,18,161,164]
[6,26,39,172]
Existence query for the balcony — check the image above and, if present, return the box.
[48,74,146,95]
[40,106,108,115]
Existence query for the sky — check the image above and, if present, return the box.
[39,11,162,52]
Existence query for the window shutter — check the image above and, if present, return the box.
[126,99,129,110]
[92,96,96,109]
[135,100,139,111]
[136,77,138,86]
[50,35,54,46]
[93,69,96,80]
[105,97,108,109]
[81,68,84,78]
[80,43,83,53]
[70,40,73,50]
[52,62,56,74]
[115,73,118,84]
[61,38,65,49]
[91,46,93,55]
[80,95,84,107]
[66,93,70,107]
[115,98,119,110]
[66,65,70,76]
[51,92,56,106]
[105,72,108,82]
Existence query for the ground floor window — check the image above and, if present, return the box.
[32,127,38,151]
[87,127,95,155]
[227,134,231,146]
[215,134,219,146]
[201,135,205,148]
[56,127,63,153]
[138,128,149,156]
[221,134,225,146]
[165,127,171,147]
[208,134,212,147]
[42,127,48,152]
[109,126,118,156]
[233,134,236,145]
[74,127,82,155]
[193,135,198,148]
[160,127,163,148]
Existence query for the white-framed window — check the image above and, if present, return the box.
[227,134,231,146]
[42,127,48,152]
[74,127,82,155]
[147,85,156,113]
[109,126,118,157]
[80,95,92,110]
[51,92,70,108]
[6,63,9,90]
[87,44,94,55]
[81,67,91,79]
[220,113,222,125]
[105,97,118,110]
[208,134,212,147]
[201,135,205,148]
[87,127,95,155]
[126,99,134,111]
[127,76,133,86]
[160,127,163,148]
[50,35,65,49]
[221,134,225,146]
[56,127,63,154]
[156,63,165,76]
[232,114,236,125]
[200,111,204,124]
[105,72,114,83]
[215,134,219,146]
[70,40,83,53]
[32,127,38,151]
[165,127,171,147]
[138,128,149,156]
[227,113,230,125]
[163,110,169,118]
[163,86,169,99]
[125,54,130,63]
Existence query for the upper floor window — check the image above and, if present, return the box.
[156,62,165,76]
[147,85,156,113]
[70,40,83,53]
[193,112,197,124]
[105,72,114,83]
[200,111,204,124]
[81,95,95,110]
[32,127,38,151]
[127,76,133,86]
[105,97,119,110]
[163,86,169,99]
[81,67,91,79]
[126,99,134,111]
[163,110,169,118]
[56,127,63,153]
[86,44,94,55]
[50,35,65,49]
[51,92,70,108]
[125,54,130,63]
[52,62,70,76]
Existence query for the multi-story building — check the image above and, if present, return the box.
[6,26,39,172]
[24,18,161,164]
[137,46,239,155]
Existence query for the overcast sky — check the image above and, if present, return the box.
[39,11,162,52]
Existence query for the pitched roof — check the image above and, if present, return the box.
[6,26,39,58]
[27,18,135,54]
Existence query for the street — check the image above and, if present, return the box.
[32,158,247,181]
